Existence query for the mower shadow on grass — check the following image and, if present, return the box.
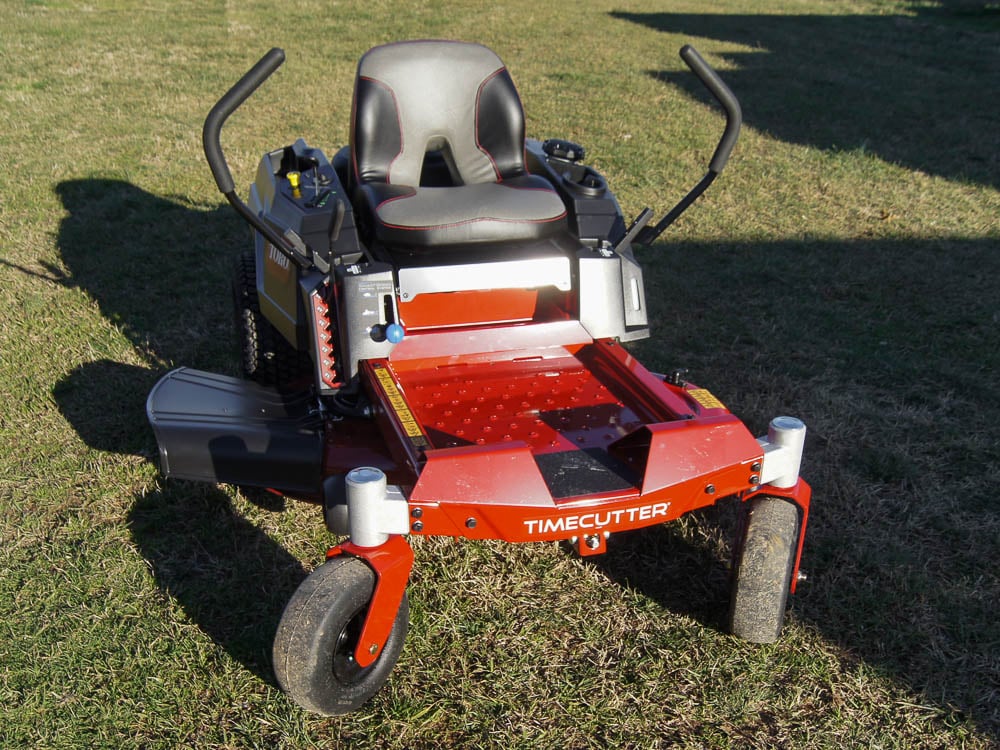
[611,8,1000,190]
[618,233,1000,738]
[606,11,1000,732]
[582,501,739,634]
[51,179,307,685]
[128,484,309,684]
[51,179,242,374]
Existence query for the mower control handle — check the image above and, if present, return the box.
[203,47,286,195]
[679,44,742,175]
[201,49,317,271]
[633,45,743,246]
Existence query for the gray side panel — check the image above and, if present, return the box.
[578,252,626,340]
[336,263,398,379]
[577,249,650,342]
[618,244,649,331]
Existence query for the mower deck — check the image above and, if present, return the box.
[344,321,770,553]
[319,321,808,669]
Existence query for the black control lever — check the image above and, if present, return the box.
[202,48,313,270]
[635,45,742,246]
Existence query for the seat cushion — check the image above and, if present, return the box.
[361,174,567,247]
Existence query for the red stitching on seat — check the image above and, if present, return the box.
[474,67,508,183]
[374,187,566,232]
[378,212,567,232]
[376,207,567,232]
[374,191,417,210]
[499,184,563,193]
[375,183,566,232]
[357,75,404,184]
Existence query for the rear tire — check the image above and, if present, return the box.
[729,496,800,643]
[273,556,409,716]
[232,250,311,387]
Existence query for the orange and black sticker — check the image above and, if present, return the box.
[373,366,430,448]
[687,388,726,411]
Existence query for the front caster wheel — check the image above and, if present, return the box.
[273,556,409,715]
[728,496,800,643]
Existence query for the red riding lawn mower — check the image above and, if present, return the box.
[147,40,811,716]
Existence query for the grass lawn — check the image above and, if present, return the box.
[1,0,998,747]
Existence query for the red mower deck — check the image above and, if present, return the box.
[324,323,811,668]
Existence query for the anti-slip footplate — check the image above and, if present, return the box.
[533,448,637,499]
[374,343,675,497]
[399,353,647,454]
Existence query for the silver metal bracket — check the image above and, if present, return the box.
[344,467,411,547]
[756,416,806,488]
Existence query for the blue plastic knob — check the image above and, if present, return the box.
[386,323,405,343]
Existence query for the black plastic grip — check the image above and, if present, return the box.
[679,45,742,174]
[632,45,743,246]
[199,48,311,270]
[203,48,285,194]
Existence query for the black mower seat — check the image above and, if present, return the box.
[351,41,567,248]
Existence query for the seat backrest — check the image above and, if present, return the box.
[351,41,528,187]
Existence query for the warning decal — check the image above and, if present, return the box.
[687,388,726,411]
[373,366,428,444]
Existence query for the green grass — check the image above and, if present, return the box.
[2,0,999,747]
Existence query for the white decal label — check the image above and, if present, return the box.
[268,243,291,271]
[523,502,671,536]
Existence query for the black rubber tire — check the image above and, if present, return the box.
[232,250,311,387]
[272,556,409,716]
[728,496,800,643]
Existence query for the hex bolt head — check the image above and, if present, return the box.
[751,462,762,473]
[465,517,477,529]
[411,507,423,519]
[749,474,760,485]
[705,484,716,495]
[411,520,424,532]
[585,535,601,550]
